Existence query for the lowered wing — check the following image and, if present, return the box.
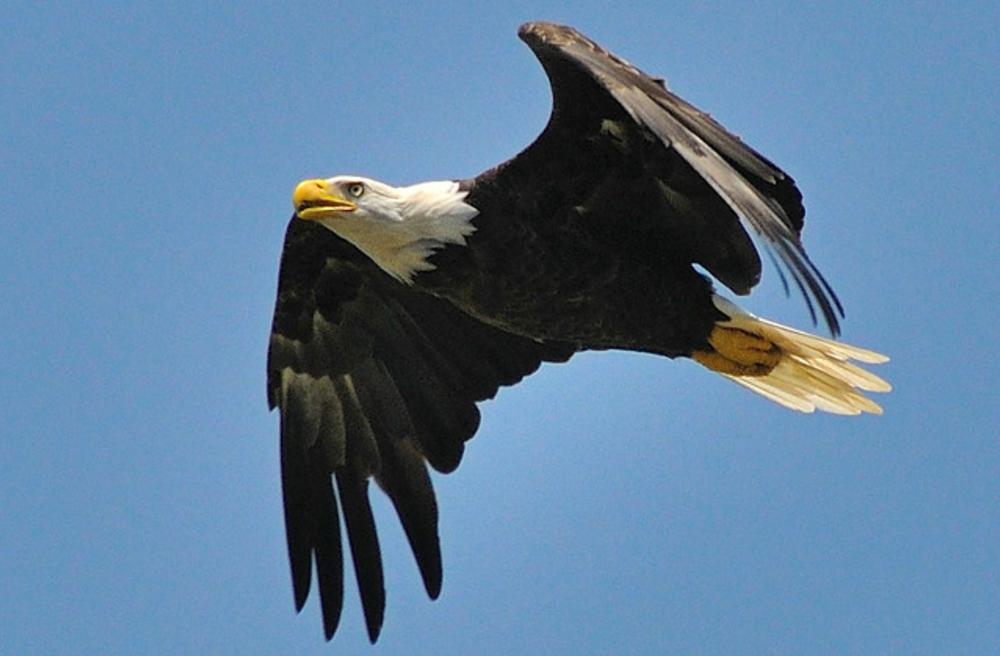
[267,218,572,642]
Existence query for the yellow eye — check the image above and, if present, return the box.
[347,182,365,198]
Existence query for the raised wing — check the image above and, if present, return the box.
[513,21,844,335]
[266,218,573,642]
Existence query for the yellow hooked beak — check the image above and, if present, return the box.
[292,179,357,219]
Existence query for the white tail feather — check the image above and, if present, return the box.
[711,295,891,415]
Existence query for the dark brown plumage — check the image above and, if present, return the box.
[267,21,862,643]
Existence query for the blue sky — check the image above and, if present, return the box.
[2,2,998,654]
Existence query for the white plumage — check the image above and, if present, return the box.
[711,295,891,415]
[313,177,479,283]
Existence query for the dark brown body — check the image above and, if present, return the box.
[419,169,722,356]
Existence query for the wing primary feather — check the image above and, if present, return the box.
[332,375,385,642]
[334,469,385,643]
[379,441,443,598]
[309,458,345,640]
[279,373,346,637]
[278,371,327,612]
[353,359,444,598]
[279,403,314,612]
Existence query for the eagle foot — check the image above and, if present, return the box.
[691,326,781,376]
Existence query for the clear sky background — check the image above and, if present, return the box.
[3,2,998,654]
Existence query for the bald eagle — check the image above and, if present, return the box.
[267,22,890,643]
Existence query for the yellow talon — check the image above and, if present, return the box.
[692,326,781,376]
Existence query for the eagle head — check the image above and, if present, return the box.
[292,176,478,283]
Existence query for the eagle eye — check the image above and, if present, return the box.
[347,182,365,198]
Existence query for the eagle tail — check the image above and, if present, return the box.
[695,295,891,415]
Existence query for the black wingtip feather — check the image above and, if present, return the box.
[279,404,315,613]
[384,451,443,599]
[352,361,445,602]
[335,469,385,644]
[310,461,344,641]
